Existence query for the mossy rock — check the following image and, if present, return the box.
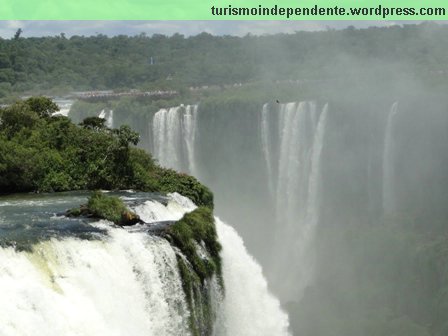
[167,207,222,284]
[67,191,143,226]
[120,210,142,226]
[170,208,223,336]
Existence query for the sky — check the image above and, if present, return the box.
[0,20,439,38]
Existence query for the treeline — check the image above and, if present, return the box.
[0,23,448,98]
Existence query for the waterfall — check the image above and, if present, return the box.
[153,107,181,169]
[52,98,74,117]
[383,102,398,216]
[0,192,289,336]
[292,103,328,297]
[98,109,114,128]
[275,102,310,225]
[183,105,198,176]
[106,110,114,129]
[152,105,198,173]
[260,103,274,195]
[264,101,328,301]
[0,227,191,336]
[306,103,328,229]
[214,219,291,336]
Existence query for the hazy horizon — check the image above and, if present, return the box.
[0,20,444,39]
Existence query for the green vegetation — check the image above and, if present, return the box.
[67,191,141,226]
[0,96,213,208]
[1,23,448,98]
[165,207,222,336]
[0,96,153,192]
[156,170,213,208]
[167,207,221,282]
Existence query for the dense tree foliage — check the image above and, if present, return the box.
[1,23,448,98]
[0,97,213,208]
[0,97,153,192]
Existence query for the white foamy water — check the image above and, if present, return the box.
[133,192,197,223]
[0,193,290,336]
[0,225,191,336]
[214,218,291,336]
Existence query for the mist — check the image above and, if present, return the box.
[115,75,448,335]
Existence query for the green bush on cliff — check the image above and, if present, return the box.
[156,169,214,208]
[168,207,221,282]
[167,207,222,336]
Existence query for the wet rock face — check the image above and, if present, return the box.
[120,210,143,226]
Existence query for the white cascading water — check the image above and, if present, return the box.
[152,105,198,173]
[52,99,74,117]
[383,102,398,216]
[106,110,114,129]
[291,103,328,298]
[148,100,328,303]
[0,193,289,336]
[98,109,114,128]
[183,105,199,176]
[214,219,290,336]
[275,102,311,225]
[263,101,328,301]
[260,103,274,196]
[0,231,191,336]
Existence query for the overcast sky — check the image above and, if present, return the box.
[0,20,439,38]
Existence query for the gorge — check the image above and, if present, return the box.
[67,87,448,335]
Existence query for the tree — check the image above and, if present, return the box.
[114,125,139,147]
[13,28,22,40]
[0,102,38,138]
[25,96,59,118]
[80,116,107,130]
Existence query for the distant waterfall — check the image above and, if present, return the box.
[153,107,182,169]
[98,109,114,128]
[106,110,114,129]
[151,105,198,173]
[306,104,328,229]
[383,102,398,216]
[261,104,274,195]
[52,99,74,117]
[183,105,198,176]
[262,101,328,301]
